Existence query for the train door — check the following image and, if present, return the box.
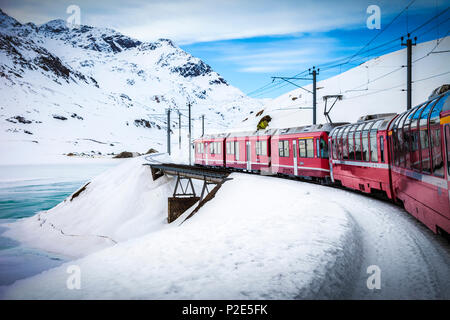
[205,142,208,165]
[293,139,298,176]
[246,141,251,171]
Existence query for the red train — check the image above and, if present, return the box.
[194,87,450,236]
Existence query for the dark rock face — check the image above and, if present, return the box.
[6,116,32,124]
[71,113,83,120]
[209,77,228,85]
[35,55,71,79]
[53,115,68,120]
[113,151,139,158]
[0,33,95,85]
[145,148,158,154]
[171,61,213,78]
[134,119,152,128]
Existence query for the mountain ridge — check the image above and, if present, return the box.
[0,9,263,164]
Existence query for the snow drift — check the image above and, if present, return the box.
[2,157,177,257]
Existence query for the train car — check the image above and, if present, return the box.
[388,89,450,235]
[225,129,273,172]
[194,133,227,167]
[328,114,397,199]
[271,123,346,180]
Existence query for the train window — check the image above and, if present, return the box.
[429,97,443,124]
[362,130,369,161]
[370,132,378,162]
[342,137,348,160]
[211,142,220,154]
[299,139,306,157]
[354,126,363,161]
[337,129,345,160]
[348,125,356,160]
[278,140,289,157]
[316,139,320,159]
[235,141,240,160]
[332,128,340,159]
[429,97,445,177]
[410,127,420,171]
[299,139,314,158]
[408,105,425,171]
[332,138,338,159]
[417,103,431,173]
[391,114,403,167]
[319,138,329,158]
[403,107,420,169]
[255,141,267,156]
[379,136,384,162]
[227,141,235,155]
[306,139,314,158]
[397,112,409,167]
[342,127,350,160]
[431,128,444,177]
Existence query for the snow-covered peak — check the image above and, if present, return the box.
[35,20,142,54]
[0,8,21,29]
[38,19,68,33]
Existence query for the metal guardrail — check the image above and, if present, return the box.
[145,163,230,183]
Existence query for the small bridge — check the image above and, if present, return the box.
[145,163,231,223]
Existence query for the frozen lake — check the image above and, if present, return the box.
[0,160,121,286]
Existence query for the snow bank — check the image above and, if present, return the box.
[2,156,176,257]
[1,173,359,299]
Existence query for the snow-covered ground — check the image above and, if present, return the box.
[1,154,449,299]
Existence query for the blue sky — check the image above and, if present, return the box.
[1,0,448,97]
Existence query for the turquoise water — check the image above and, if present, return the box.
[0,161,120,287]
[0,181,86,219]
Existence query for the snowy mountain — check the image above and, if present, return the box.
[0,9,263,164]
[235,36,450,131]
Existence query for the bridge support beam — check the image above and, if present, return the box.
[168,196,200,223]
[146,163,231,223]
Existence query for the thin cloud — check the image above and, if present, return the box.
[0,0,437,45]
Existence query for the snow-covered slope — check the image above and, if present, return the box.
[236,36,450,131]
[0,9,263,164]
[1,156,360,299]
[3,155,450,299]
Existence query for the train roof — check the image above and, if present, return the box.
[273,122,349,136]
[195,132,229,140]
[329,114,397,137]
[227,128,275,138]
[387,89,450,130]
